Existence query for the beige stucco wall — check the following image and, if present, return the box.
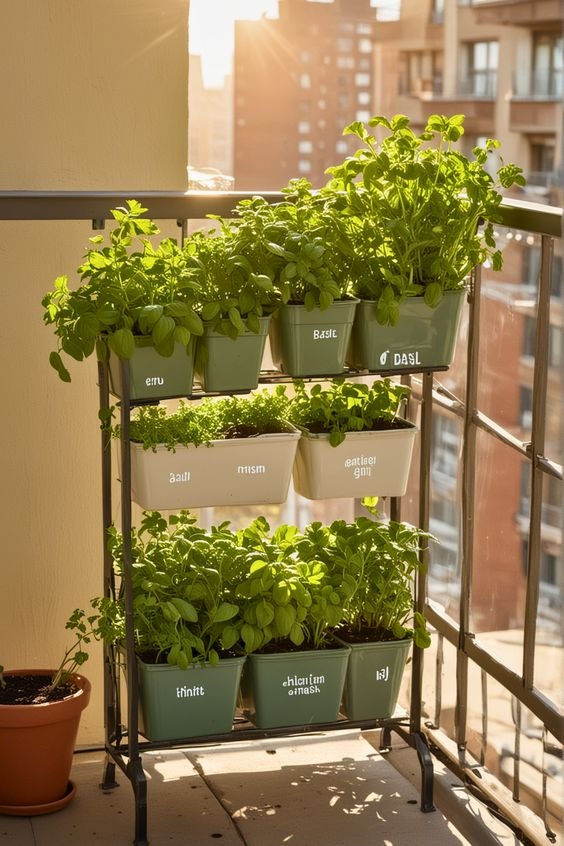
[0,0,189,743]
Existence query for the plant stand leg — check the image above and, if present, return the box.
[378,725,435,813]
[127,756,149,846]
[100,754,120,790]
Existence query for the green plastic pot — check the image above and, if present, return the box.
[108,337,195,400]
[333,635,411,721]
[347,289,466,372]
[241,646,350,729]
[194,316,271,393]
[269,299,358,377]
[135,655,245,742]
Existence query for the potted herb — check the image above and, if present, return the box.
[286,378,418,499]
[184,224,276,392]
[301,515,432,721]
[122,387,299,510]
[325,114,525,371]
[0,609,94,814]
[234,518,351,729]
[96,511,246,742]
[233,179,358,377]
[42,200,204,400]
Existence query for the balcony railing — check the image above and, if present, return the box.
[457,69,497,98]
[514,69,564,100]
[0,190,562,844]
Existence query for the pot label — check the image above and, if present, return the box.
[169,471,191,484]
[378,349,422,367]
[237,463,267,475]
[313,329,337,339]
[344,455,377,479]
[282,672,325,696]
[176,684,205,698]
[145,376,165,386]
[375,666,389,682]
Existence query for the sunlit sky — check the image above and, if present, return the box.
[189,0,399,88]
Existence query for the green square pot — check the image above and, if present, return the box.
[334,635,411,721]
[135,655,245,742]
[241,646,350,729]
[194,316,271,393]
[347,289,466,372]
[108,337,195,401]
[269,299,358,377]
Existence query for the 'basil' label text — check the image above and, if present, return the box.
[283,673,326,696]
[145,376,165,386]
[313,329,337,339]
[176,684,204,698]
[170,471,191,484]
[345,455,377,479]
[379,350,422,367]
[375,666,389,682]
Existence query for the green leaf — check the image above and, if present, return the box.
[108,327,136,359]
[49,351,71,382]
[152,315,176,347]
[170,598,198,622]
[424,282,443,309]
[201,302,221,322]
[213,602,239,623]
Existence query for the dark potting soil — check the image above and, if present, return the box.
[335,624,406,645]
[302,418,410,435]
[0,675,78,705]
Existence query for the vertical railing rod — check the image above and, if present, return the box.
[457,269,480,750]
[512,698,522,803]
[410,370,433,733]
[480,669,488,766]
[522,234,553,689]
[434,632,444,729]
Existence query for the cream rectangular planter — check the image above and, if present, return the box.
[292,422,418,500]
[129,428,300,510]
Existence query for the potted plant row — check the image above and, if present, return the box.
[0,610,94,815]
[120,377,417,507]
[42,118,524,394]
[88,508,433,738]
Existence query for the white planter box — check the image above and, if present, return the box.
[129,428,300,510]
[292,423,418,500]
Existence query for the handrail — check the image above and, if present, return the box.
[0,191,561,237]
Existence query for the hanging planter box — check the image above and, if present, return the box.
[129,427,300,510]
[347,289,466,372]
[292,422,418,500]
[134,656,246,742]
[269,299,358,377]
[240,646,350,729]
[108,337,195,401]
[194,316,271,393]
[333,635,411,721]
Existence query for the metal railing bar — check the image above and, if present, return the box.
[480,668,488,766]
[513,698,522,803]
[0,191,561,236]
[523,234,554,690]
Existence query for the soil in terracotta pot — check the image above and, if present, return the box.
[335,624,410,645]
[0,675,78,705]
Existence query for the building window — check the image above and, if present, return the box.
[336,140,348,154]
[298,121,311,134]
[355,72,370,87]
[318,99,326,110]
[519,386,533,429]
[338,38,353,53]
[356,110,371,122]
[461,41,498,98]
[338,93,349,108]
[532,33,563,97]
[300,73,311,89]
[300,50,311,63]
[431,0,444,24]
[298,140,313,154]
[522,315,536,359]
[357,91,370,105]
[298,159,311,173]
[358,38,372,54]
[337,56,354,69]
[523,245,563,299]
[357,23,371,35]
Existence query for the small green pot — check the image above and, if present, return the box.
[347,289,466,372]
[333,635,411,721]
[241,646,350,729]
[108,337,195,400]
[269,299,358,377]
[194,316,271,393]
[135,655,245,742]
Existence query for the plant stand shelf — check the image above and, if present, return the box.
[97,358,436,846]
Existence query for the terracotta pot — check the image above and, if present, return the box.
[0,670,91,814]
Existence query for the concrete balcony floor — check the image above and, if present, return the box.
[1,729,520,846]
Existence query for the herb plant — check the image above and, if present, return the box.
[184,225,276,339]
[325,114,525,325]
[125,385,291,451]
[42,200,203,382]
[287,378,410,446]
[232,178,352,310]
